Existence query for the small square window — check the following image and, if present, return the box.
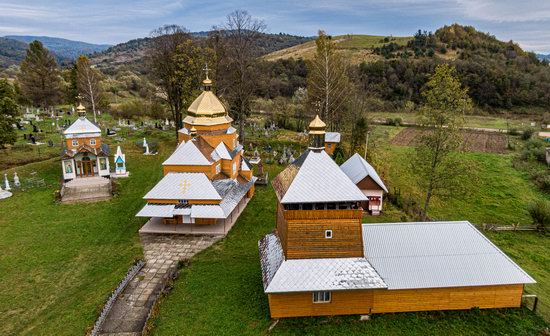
[327,144,332,148]
[90,139,96,145]
[72,140,78,146]
[325,230,332,239]
[313,291,331,303]
[216,164,221,174]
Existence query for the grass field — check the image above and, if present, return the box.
[148,164,549,335]
[0,132,171,335]
[370,111,534,130]
[263,34,412,64]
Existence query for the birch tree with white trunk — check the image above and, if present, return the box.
[307,31,350,131]
[76,55,102,123]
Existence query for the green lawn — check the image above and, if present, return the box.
[148,163,548,335]
[381,146,548,225]
[0,134,170,335]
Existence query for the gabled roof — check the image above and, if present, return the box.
[272,150,367,204]
[362,221,536,290]
[213,142,231,160]
[136,204,175,217]
[162,140,211,166]
[187,91,226,116]
[64,117,101,135]
[325,132,341,143]
[143,173,221,201]
[340,153,388,192]
[259,233,387,294]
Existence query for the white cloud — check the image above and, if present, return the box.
[456,0,550,22]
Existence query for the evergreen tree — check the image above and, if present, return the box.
[0,79,18,148]
[18,41,61,107]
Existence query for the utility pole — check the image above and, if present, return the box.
[364,131,371,159]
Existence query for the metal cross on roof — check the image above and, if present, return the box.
[180,180,191,194]
[203,62,210,80]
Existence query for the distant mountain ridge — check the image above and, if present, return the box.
[3,35,111,60]
[90,32,313,72]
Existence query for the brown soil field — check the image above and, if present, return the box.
[391,127,508,154]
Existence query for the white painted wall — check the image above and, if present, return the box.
[362,189,384,215]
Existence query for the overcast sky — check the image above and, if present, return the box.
[2,0,550,53]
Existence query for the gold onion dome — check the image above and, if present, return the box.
[187,79,226,118]
[309,115,326,135]
[76,103,86,118]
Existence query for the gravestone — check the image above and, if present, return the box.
[13,172,21,187]
[31,135,36,144]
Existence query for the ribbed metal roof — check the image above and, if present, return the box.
[64,117,101,135]
[362,221,536,290]
[325,132,341,143]
[191,205,225,218]
[259,233,386,294]
[274,150,367,204]
[340,153,388,192]
[162,140,211,166]
[136,204,175,217]
[143,173,221,201]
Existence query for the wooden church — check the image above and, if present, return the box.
[61,103,110,181]
[137,73,255,235]
[259,116,535,318]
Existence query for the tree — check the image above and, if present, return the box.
[0,80,18,147]
[146,25,196,140]
[212,10,266,145]
[18,40,61,108]
[412,64,472,220]
[307,31,350,131]
[76,55,103,123]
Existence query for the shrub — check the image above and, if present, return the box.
[521,128,535,140]
[527,200,550,231]
[521,139,546,163]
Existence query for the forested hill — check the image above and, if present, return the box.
[0,37,27,68]
[4,35,111,60]
[357,24,550,111]
[90,32,312,73]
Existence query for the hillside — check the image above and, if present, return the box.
[90,32,312,72]
[263,34,412,63]
[4,35,111,60]
[0,37,27,68]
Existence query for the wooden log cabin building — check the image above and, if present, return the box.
[136,74,255,234]
[259,116,535,318]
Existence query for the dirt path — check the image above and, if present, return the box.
[99,234,220,336]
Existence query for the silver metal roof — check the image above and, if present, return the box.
[362,221,536,290]
[64,117,101,135]
[143,173,222,201]
[325,132,341,143]
[162,140,211,166]
[218,177,256,216]
[279,150,367,204]
[213,142,231,160]
[136,204,175,217]
[191,205,225,218]
[259,233,386,294]
[340,153,388,192]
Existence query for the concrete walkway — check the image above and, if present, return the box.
[99,234,220,336]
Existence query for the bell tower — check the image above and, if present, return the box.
[308,115,326,150]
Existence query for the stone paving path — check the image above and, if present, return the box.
[99,234,220,336]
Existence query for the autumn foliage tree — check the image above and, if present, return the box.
[412,64,472,220]
[147,25,205,140]
[18,41,61,108]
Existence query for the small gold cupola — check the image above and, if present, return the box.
[76,103,86,119]
[308,115,326,150]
